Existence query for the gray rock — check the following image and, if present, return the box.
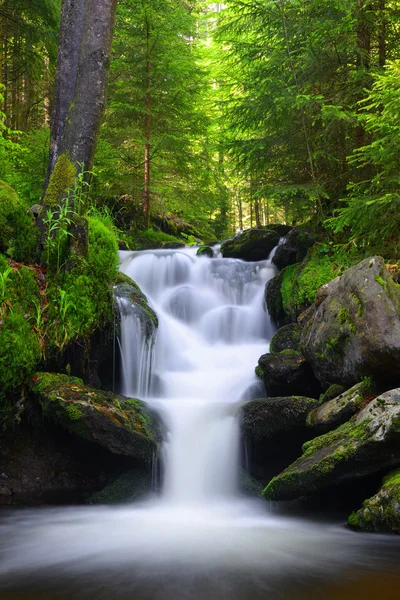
[269,323,303,354]
[257,352,321,398]
[242,396,319,442]
[264,389,400,501]
[301,256,400,388]
[307,383,363,433]
[272,227,316,270]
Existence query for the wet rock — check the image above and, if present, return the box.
[348,469,400,533]
[264,389,400,501]
[239,469,264,498]
[307,383,363,433]
[272,227,316,270]
[269,323,302,354]
[196,245,214,258]
[86,468,151,504]
[256,352,321,398]
[31,373,160,460]
[301,256,400,388]
[242,396,319,442]
[265,270,287,327]
[266,224,292,237]
[114,272,158,330]
[221,227,280,262]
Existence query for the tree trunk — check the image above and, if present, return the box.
[44,0,117,196]
[143,13,151,228]
[45,0,87,186]
[378,0,386,67]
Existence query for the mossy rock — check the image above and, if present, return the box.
[348,468,400,533]
[272,227,316,270]
[256,352,321,398]
[30,372,160,460]
[269,323,303,354]
[265,270,287,326]
[319,384,346,404]
[266,224,292,237]
[221,227,280,262]
[114,272,158,330]
[241,396,319,442]
[86,469,151,504]
[264,389,400,502]
[307,383,363,433]
[196,245,214,258]
[301,256,400,388]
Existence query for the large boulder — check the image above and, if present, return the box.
[348,469,400,533]
[257,352,321,398]
[301,256,400,388]
[31,373,160,460]
[264,389,400,501]
[272,227,316,270]
[306,383,365,433]
[221,227,280,262]
[269,323,302,354]
[241,396,319,443]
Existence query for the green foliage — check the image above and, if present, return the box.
[0,180,38,262]
[64,216,119,336]
[328,61,400,253]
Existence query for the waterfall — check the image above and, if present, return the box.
[0,245,388,599]
[119,247,276,502]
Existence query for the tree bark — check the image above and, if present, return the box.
[44,0,117,195]
[45,0,87,187]
[143,11,151,228]
[62,0,118,170]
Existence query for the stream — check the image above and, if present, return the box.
[0,247,399,599]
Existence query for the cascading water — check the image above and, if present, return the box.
[118,247,274,503]
[0,246,399,600]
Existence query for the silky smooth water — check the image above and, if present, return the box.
[0,247,399,599]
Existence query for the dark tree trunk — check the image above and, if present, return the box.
[44,0,117,196]
[62,0,117,170]
[143,13,151,228]
[45,0,87,190]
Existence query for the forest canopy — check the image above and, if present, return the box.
[0,0,400,246]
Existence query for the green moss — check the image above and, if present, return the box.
[352,293,364,317]
[0,181,38,262]
[338,307,357,334]
[44,154,76,207]
[279,248,343,321]
[66,403,84,421]
[320,384,345,404]
[279,349,300,356]
[375,275,386,288]
[302,419,370,456]
[61,216,119,338]
[129,228,184,250]
[255,365,263,379]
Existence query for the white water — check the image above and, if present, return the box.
[1,247,398,599]
[118,247,274,502]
